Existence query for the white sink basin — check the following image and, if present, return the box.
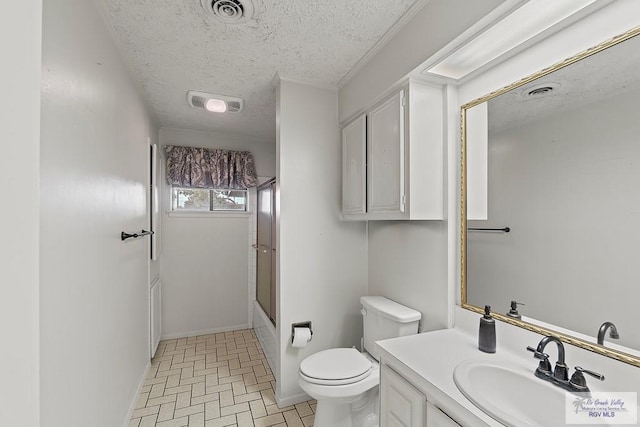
[454,359,574,427]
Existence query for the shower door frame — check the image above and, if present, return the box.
[256,178,276,326]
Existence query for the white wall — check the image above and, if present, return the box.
[368,222,449,332]
[276,79,368,405]
[0,1,41,425]
[160,212,251,337]
[39,0,157,425]
[468,89,640,350]
[339,0,506,123]
[159,128,275,338]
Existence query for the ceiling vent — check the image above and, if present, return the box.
[521,82,561,99]
[187,91,244,113]
[528,86,554,96]
[201,0,255,24]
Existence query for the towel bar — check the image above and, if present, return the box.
[121,229,154,241]
[467,227,510,233]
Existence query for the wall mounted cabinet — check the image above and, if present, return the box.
[342,80,444,221]
[342,114,367,215]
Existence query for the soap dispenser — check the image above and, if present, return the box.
[479,305,496,353]
[507,300,524,319]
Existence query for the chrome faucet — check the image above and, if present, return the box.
[597,321,619,345]
[527,335,604,394]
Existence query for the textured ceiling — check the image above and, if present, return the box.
[96,0,419,140]
[489,34,640,133]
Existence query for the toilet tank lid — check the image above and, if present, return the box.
[360,296,421,323]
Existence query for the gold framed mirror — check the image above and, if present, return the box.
[461,26,640,368]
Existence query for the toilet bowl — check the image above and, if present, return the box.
[298,296,421,427]
[298,348,380,427]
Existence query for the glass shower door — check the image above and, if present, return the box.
[256,180,276,325]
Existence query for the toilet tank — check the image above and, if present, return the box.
[361,296,421,361]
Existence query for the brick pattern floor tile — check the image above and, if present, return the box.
[130,329,315,427]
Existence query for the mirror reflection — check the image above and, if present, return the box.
[465,31,640,353]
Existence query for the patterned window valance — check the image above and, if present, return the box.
[165,145,258,189]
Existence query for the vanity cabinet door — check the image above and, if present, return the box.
[426,402,461,427]
[367,90,406,215]
[342,114,367,216]
[380,364,426,427]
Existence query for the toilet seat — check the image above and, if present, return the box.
[299,348,372,386]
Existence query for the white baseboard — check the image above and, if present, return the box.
[276,391,312,408]
[161,323,249,340]
[122,360,151,427]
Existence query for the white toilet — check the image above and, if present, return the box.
[298,296,421,427]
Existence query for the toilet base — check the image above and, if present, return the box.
[314,401,353,427]
[312,387,378,427]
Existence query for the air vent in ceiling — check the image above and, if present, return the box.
[225,100,243,113]
[201,0,255,24]
[520,82,561,99]
[528,86,553,96]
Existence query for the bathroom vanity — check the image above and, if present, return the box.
[377,327,500,427]
[380,363,462,427]
[375,307,640,427]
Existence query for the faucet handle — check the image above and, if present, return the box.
[575,366,605,381]
[570,366,605,391]
[527,346,549,360]
[527,346,552,373]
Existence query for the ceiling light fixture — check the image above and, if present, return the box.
[205,99,227,113]
[424,0,600,80]
[187,91,244,114]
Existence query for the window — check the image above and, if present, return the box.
[171,187,248,212]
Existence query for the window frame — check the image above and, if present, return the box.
[170,186,250,214]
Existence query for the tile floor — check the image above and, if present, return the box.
[130,329,316,427]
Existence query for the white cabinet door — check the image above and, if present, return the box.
[368,90,406,215]
[426,402,461,427]
[380,364,425,427]
[342,114,367,215]
[150,277,161,358]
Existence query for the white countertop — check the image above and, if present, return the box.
[374,307,640,427]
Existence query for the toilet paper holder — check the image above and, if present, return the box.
[291,321,313,343]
